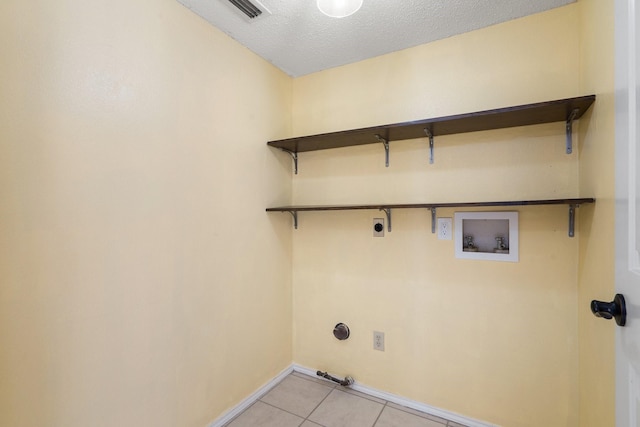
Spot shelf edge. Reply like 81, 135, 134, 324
267, 95, 596, 153
266, 198, 595, 212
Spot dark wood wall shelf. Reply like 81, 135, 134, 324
267, 95, 597, 238
267, 198, 595, 237
268, 95, 595, 173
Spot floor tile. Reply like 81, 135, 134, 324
225, 401, 303, 427
386, 403, 450, 424
223, 372, 476, 427
260, 374, 333, 418
308, 389, 384, 427
374, 406, 446, 427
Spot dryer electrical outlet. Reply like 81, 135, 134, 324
373, 218, 384, 237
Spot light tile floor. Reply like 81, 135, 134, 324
224, 372, 469, 427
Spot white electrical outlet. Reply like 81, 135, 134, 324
437, 217, 452, 240
373, 218, 384, 237
373, 331, 385, 351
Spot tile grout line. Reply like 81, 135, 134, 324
302, 386, 339, 426
371, 401, 388, 427
255, 399, 307, 423
260, 372, 333, 426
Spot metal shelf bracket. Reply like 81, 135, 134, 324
430, 207, 437, 233
375, 134, 390, 167
424, 128, 434, 164
568, 204, 577, 237
379, 208, 392, 232
288, 210, 298, 229
566, 108, 579, 155
281, 149, 298, 175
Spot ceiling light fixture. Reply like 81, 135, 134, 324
317, 0, 363, 18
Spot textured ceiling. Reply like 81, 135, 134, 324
177, 0, 575, 77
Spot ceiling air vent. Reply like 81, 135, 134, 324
226, 0, 270, 20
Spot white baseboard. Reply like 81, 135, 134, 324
207, 365, 294, 427
207, 363, 498, 427
292, 364, 498, 427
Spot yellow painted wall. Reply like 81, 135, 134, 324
577, 0, 616, 426
290, 6, 582, 426
0, 1, 292, 426
0, 0, 617, 426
